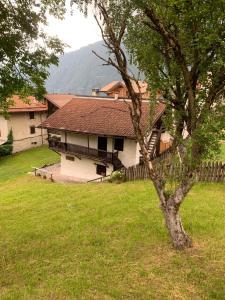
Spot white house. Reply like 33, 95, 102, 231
40, 96, 169, 181
0, 95, 48, 153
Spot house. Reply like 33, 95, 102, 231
44, 93, 77, 115
40, 97, 170, 181
100, 80, 150, 99
0, 95, 48, 153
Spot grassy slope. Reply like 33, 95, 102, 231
0, 147, 225, 299
219, 143, 225, 161
0, 146, 59, 183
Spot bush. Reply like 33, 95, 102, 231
0, 144, 13, 156
0, 129, 13, 157
110, 170, 125, 183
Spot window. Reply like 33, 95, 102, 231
96, 164, 106, 176
30, 126, 36, 134
66, 155, 74, 161
114, 138, 124, 151
29, 112, 35, 119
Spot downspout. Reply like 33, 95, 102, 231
40, 112, 44, 145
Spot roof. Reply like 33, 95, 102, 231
100, 81, 122, 93
100, 80, 148, 95
40, 97, 165, 139
1, 95, 47, 112
44, 94, 77, 108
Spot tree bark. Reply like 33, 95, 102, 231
161, 202, 192, 250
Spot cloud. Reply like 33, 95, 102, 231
46, 5, 101, 52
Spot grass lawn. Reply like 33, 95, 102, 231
219, 142, 225, 161
0, 146, 59, 183
0, 147, 225, 299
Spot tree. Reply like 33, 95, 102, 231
73, 0, 225, 249
0, 0, 65, 110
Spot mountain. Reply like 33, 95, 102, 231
45, 41, 142, 95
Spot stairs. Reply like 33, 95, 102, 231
112, 155, 124, 170
147, 129, 161, 160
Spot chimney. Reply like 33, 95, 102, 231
92, 88, 100, 96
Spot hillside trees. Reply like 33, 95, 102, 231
0, 0, 65, 109
73, 0, 225, 249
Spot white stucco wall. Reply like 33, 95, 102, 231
117, 138, 140, 168
62, 132, 139, 167
61, 153, 113, 181
59, 132, 140, 180
6, 112, 47, 153
0, 115, 9, 145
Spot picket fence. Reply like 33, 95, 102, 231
124, 161, 225, 183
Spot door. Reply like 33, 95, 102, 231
98, 136, 107, 157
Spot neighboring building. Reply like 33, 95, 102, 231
100, 80, 150, 99
44, 94, 77, 115
40, 97, 170, 182
0, 95, 48, 153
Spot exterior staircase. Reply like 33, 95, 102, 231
112, 155, 124, 170
147, 129, 161, 160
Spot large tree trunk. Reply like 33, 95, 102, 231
161, 203, 192, 250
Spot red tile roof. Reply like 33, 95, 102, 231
2, 95, 47, 112
44, 94, 77, 108
41, 98, 165, 139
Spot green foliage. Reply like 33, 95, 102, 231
0, 0, 65, 109
75, 0, 225, 167
0, 129, 14, 157
110, 170, 125, 183
7, 128, 13, 145
0, 144, 13, 157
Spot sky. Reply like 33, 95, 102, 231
46, 5, 102, 52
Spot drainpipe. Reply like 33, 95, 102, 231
40, 112, 44, 145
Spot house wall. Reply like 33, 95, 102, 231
61, 132, 140, 167
59, 132, 141, 180
117, 138, 140, 167
7, 111, 48, 153
160, 132, 173, 153
0, 115, 9, 145
107, 86, 128, 98
61, 153, 113, 181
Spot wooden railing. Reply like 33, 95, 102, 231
49, 139, 118, 164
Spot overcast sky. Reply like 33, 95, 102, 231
46, 5, 102, 52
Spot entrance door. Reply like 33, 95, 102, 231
98, 136, 107, 157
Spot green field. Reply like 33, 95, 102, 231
0, 147, 224, 299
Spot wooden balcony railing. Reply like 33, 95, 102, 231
49, 139, 118, 164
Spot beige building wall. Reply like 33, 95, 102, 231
6, 111, 47, 153
61, 153, 113, 181
0, 115, 9, 145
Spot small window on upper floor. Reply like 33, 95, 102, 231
30, 126, 36, 134
29, 112, 35, 119
114, 137, 124, 151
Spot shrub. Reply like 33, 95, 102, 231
110, 170, 125, 183
0, 144, 13, 156
0, 129, 13, 157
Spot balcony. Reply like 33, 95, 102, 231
49, 139, 119, 165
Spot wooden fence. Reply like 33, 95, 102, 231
124, 161, 225, 183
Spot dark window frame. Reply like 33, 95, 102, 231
96, 164, 106, 176
114, 137, 124, 151
29, 112, 35, 119
30, 126, 36, 134
66, 155, 75, 161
